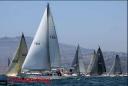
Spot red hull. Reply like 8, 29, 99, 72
8, 76, 50, 84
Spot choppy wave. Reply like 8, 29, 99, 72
5, 76, 128, 86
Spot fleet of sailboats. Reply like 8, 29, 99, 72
0, 3, 126, 84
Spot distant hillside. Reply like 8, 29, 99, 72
0, 36, 127, 74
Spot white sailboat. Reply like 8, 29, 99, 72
22, 4, 62, 79
6, 33, 28, 76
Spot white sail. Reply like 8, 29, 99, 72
22, 5, 50, 71
22, 4, 61, 71
86, 50, 98, 75
79, 58, 86, 74
48, 7, 61, 68
6, 33, 28, 76
78, 46, 86, 74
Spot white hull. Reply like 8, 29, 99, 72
108, 74, 128, 77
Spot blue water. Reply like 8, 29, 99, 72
6, 76, 128, 86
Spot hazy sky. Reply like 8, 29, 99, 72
0, 1, 127, 53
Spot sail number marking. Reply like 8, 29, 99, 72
50, 35, 56, 39
34, 42, 40, 45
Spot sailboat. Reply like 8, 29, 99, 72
21, 4, 61, 79
71, 45, 86, 76
86, 47, 106, 76
6, 33, 28, 76
109, 55, 122, 76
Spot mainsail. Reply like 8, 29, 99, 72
6, 33, 28, 76
71, 45, 86, 75
109, 55, 122, 75
48, 5, 61, 68
22, 4, 61, 71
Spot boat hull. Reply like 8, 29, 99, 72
0, 75, 7, 85
7, 76, 50, 84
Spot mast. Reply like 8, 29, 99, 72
6, 33, 28, 76
47, 3, 51, 71
109, 55, 122, 75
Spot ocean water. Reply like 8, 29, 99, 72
6, 76, 127, 86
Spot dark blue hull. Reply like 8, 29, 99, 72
0, 75, 7, 85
